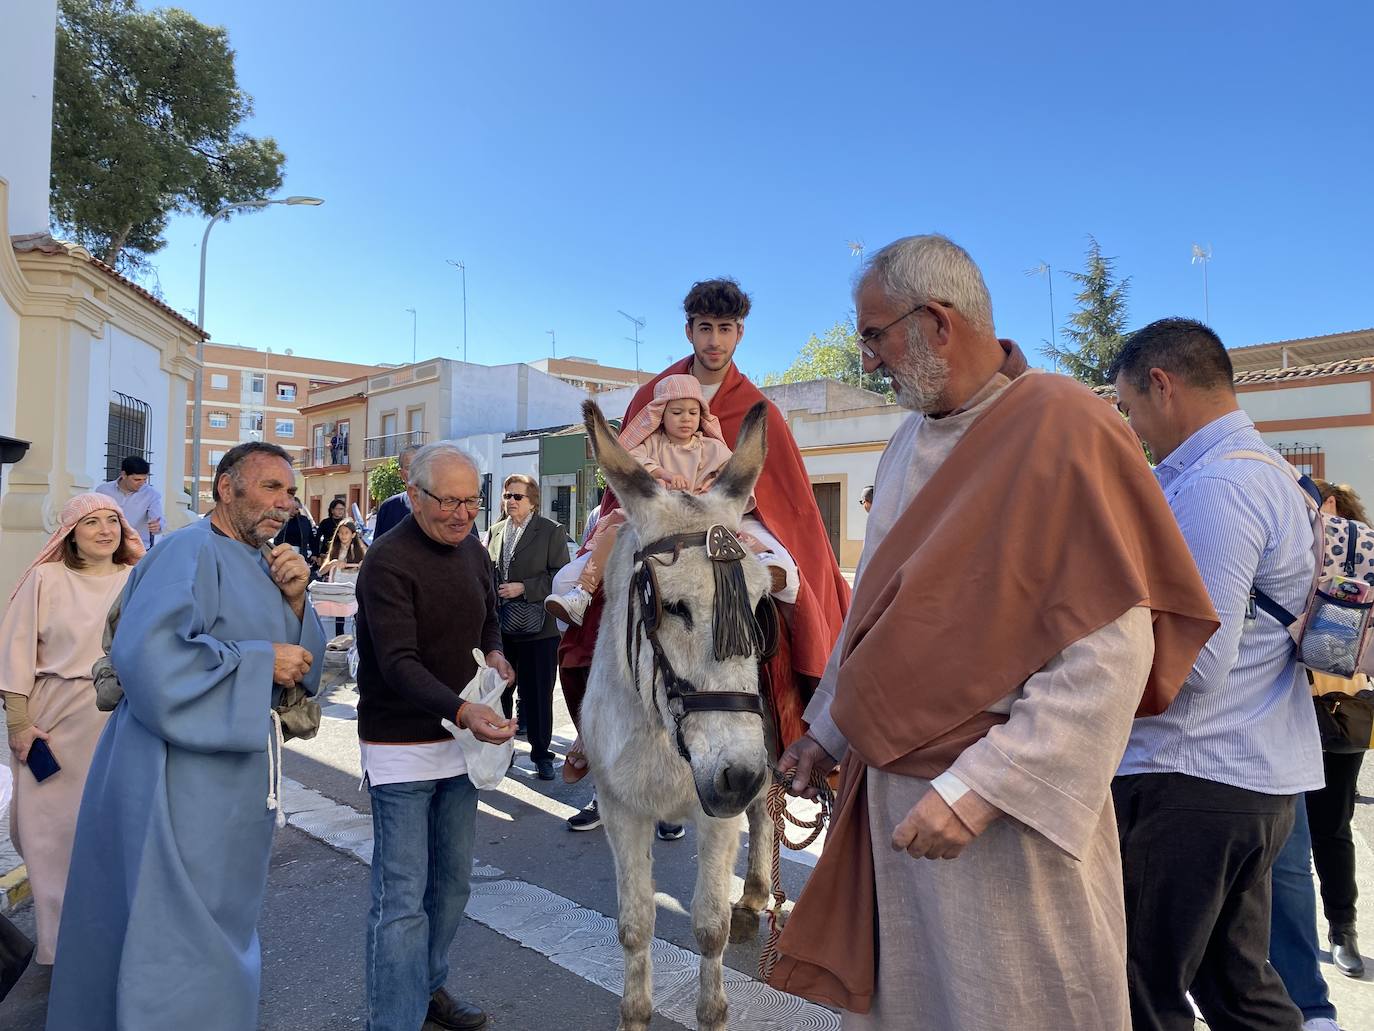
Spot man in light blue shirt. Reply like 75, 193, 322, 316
1111, 318, 1325, 1031
95, 455, 163, 548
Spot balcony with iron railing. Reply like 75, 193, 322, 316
364, 430, 428, 461
300, 443, 351, 470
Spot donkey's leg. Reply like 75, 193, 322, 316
730, 790, 772, 942
693, 814, 742, 1031
603, 798, 657, 1031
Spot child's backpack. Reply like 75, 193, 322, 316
1227, 451, 1374, 678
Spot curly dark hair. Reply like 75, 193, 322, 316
683, 278, 751, 323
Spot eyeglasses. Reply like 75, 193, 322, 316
502, 492, 526, 501
856, 301, 946, 356
419, 487, 482, 513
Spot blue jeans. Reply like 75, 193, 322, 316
1270, 797, 1337, 1022
366, 775, 478, 1031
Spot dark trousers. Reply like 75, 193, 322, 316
560, 664, 589, 733
500, 635, 558, 763
1306, 749, 1365, 932
1113, 772, 1302, 1031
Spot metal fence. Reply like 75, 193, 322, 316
304, 443, 351, 468
364, 430, 428, 461
1272, 442, 1325, 480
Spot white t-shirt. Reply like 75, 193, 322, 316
359, 738, 467, 787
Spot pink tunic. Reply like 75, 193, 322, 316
0, 561, 128, 962
629, 431, 733, 491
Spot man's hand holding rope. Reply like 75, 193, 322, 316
777, 732, 837, 799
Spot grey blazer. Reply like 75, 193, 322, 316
487, 514, 570, 640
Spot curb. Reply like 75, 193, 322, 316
0, 863, 30, 913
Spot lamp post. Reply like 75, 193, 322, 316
617, 309, 645, 372
405, 307, 417, 363
191, 195, 323, 511
446, 259, 467, 362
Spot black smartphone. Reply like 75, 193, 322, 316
25, 739, 61, 783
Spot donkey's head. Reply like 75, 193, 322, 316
585, 398, 772, 818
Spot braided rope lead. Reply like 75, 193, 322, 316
757, 764, 835, 981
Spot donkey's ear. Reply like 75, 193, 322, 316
710, 401, 768, 508
584, 400, 658, 505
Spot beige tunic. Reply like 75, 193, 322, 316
0, 561, 128, 963
628, 431, 732, 491
805, 372, 1153, 1030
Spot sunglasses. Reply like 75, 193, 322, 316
503, 492, 526, 501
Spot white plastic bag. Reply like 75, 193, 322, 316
447, 649, 513, 790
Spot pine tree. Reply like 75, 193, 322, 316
1042, 236, 1131, 386
51, 0, 286, 270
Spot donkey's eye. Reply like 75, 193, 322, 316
662, 599, 694, 630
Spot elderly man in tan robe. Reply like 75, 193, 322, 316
766, 235, 1220, 1030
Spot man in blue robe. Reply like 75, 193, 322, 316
46, 441, 326, 1031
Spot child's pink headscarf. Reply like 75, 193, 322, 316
8, 492, 145, 602
617, 374, 726, 452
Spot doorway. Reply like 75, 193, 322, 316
812, 482, 841, 561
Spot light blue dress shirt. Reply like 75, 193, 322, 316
96, 478, 164, 548
1118, 410, 1323, 794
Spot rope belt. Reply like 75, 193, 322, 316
757, 762, 835, 981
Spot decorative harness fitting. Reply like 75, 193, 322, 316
626, 523, 770, 764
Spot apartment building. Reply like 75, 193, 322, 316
529, 356, 652, 394
184, 343, 384, 505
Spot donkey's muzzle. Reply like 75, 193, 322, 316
695, 762, 767, 819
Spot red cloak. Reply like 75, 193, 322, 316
559, 357, 851, 748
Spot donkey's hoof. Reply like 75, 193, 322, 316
729, 904, 761, 943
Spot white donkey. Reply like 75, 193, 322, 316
581, 399, 777, 1031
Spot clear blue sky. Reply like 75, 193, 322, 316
145, 0, 1374, 381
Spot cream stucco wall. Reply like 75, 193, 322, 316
1240, 381, 1371, 422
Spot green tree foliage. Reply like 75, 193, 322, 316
1042, 236, 1131, 386
51, 0, 286, 269
369, 459, 404, 504
763, 321, 892, 398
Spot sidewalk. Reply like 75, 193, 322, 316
0, 736, 30, 915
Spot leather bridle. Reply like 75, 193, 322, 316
625, 523, 770, 764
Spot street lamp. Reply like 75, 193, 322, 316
190, 195, 324, 511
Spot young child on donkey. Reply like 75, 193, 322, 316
546, 372, 794, 625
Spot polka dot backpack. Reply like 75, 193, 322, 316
1227, 450, 1374, 678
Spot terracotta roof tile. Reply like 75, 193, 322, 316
12, 233, 207, 338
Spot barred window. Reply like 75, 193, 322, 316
105, 392, 151, 481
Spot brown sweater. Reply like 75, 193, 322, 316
355, 514, 502, 742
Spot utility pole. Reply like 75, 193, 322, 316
547, 329, 556, 357
405, 307, 417, 363
617, 309, 645, 372
446, 259, 468, 362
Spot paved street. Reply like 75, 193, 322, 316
3, 648, 1373, 1029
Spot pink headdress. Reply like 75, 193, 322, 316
8, 492, 145, 602
617, 374, 726, 452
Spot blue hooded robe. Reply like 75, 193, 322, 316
45, 517, 326, 1031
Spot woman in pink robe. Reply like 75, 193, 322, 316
0, 493, 143, 963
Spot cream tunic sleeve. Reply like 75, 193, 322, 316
0, 564, 130, 696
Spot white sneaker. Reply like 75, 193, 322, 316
545, 584, 592, 627
1302, 1019, 1343, 1031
